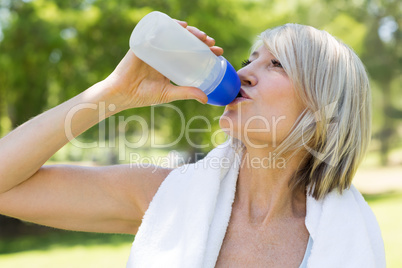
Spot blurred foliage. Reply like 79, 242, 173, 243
0, 0, 401, 164
0, 190, 400, 267
0, 0, 401, 253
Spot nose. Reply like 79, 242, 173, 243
237, 66, 257, 87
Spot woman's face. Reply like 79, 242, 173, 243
220, 45, 305, 148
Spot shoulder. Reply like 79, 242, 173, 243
305, 185, 386, 267
105, 164, 173, 215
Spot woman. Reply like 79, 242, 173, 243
0, 19, 384, 267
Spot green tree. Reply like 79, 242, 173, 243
320, 0, 402, 165
0, 0, 258, 234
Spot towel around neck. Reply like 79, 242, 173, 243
127, 141, 385, 268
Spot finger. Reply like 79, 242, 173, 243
186, 26, 208, 42
166, 85, 208, 104
173, 19, 188, 28
204, 36, 215, 47
180, 24, 217, 49
210, 46, 224, 56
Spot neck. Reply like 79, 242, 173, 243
235, 144, 307, 224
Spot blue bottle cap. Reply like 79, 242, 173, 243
207, 58, 241, 106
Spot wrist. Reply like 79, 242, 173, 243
82, 80, 129, 116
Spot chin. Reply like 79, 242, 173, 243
219, 112, 240, 139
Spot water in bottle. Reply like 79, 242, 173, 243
129, 11, 241, 106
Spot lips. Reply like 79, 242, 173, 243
235, 88, 251, 99
229, 88, 251, 105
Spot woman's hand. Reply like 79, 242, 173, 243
104, 20, 224, 110
0, 20, 225, 235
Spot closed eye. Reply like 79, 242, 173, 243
241, 59, 251, 67
271, 59, 282, 68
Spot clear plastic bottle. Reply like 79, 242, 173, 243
129, 11, 240, 106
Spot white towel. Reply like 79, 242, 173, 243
127, 141, 386, 268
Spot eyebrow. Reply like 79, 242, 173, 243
250, 51, 259, 58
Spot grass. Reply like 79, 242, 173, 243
2, 142, 402, 268
0, 231, 134, 267
364, 191, 402, 268
1, 191, 401, 267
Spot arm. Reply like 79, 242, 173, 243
0, 163, 171, 234
0, 22, 222, 234
0, 64, 173, 234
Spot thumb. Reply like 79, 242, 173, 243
166, 84, 208, 104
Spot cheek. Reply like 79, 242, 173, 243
220, 107, 299, 145
257, 78, 302, 120
258, 102, 303, 139
219, 80, 305, 144
237, 111, 292, 145
250, 83, 304, 142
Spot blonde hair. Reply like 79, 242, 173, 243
254, 24, 371, 199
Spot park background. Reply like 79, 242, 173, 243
0, 0, 401, 267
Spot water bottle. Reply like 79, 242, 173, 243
129, 11, 241, 106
